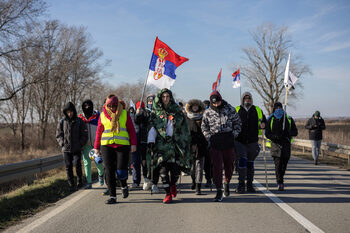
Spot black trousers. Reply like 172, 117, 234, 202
101, 145, 130, 197
273, 156, 290, 184
63, 152, 83, 186
204, 153, 212, 182
159, 162, 180, 193
139, 143, 148, 178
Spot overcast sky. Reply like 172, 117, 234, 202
46, 0, 350, 118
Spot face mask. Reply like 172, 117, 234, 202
243, 101, 251, 107
273, 108, 284, 119
147, 103, 153, 110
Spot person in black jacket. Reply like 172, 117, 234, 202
265, 102, 298, 191
305, 111, 326, 165
56, 102, 88, 191
186, 99, 208, 195
235, 92, 266, 193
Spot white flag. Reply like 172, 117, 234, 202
284, 53, 298, 90
129, 99, 135, 109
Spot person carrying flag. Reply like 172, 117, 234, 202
265, 102, 298, 191
201, 91, 241, 201
234, 92, 266, 193
147, 88, 191, 203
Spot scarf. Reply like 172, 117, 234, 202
187, 112, 203, 121
104, 102, 123, 133
273, 109, 284, 119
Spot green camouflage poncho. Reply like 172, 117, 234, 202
146, 88, 191, 174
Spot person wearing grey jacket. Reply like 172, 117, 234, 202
201, 91, 241, 202
56, 102, 88, 191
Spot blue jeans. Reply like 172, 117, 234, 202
311, 140, 322, 161
132, 151, 141, 185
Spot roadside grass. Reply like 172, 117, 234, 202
292, 150, 350, 170
0, 167, 100, 230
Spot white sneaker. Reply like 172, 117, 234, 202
143, 178, 152, 190
152, 184, 160, 194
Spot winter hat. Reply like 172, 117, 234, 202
203, 100, 210, 105
273, 102, 283, 112
210, 91, 222, 104
82, 99, 93, 117
147, 94, 155, 102
136, 101, 145, 109
314, 111, 320, 117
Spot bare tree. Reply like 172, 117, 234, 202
242, 24, 311, 115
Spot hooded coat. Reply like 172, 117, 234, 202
56, 102, 88, 153
185, 99, 208, 159
305, 115, 326, 140
236, 92, 266, 144
147, 88, 191, 172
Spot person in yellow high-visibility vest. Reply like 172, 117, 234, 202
234, 92, 266, 194
265, 102, 298, 191
94, 94, 137, 204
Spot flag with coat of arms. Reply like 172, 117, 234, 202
146, 37, 189, 89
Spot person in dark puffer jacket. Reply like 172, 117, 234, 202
56, 102, 88, 191
201, 91, 241, 202
305, 111, 326, 165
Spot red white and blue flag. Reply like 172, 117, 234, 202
212, 68, 222, 91
232, 68, 240, 88
147, 37, 189, 89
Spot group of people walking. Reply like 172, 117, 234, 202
56, 87, 328, 204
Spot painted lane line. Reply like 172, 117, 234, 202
254, 180, 325, 233
16, 189, 93, 233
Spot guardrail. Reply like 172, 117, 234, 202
292, 138, 350, 165
0, 154, 64, 184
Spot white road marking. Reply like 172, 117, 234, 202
254, 180, 325, 233
16, 189, 93, 233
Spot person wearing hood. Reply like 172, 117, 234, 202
94, 94, 137, 204
201, 91, 241, 201
78, 100, 104, 189
203, 100, 210, 110
135, 94, 161, 193
234, 92, 266, 193
56, 102, 88, 191
186, 99, 207, 195
305, 111, 326, 165
265, 102, 298, 191
147, 88, 191, 203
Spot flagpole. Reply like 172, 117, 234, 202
282, 87, 288, 130
138, 70, 150, 110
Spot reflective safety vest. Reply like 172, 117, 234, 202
100, 110, 130, 146
235, 105, 263, 135
266, 115, 293, 148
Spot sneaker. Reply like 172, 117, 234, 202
246, 182, 256, 193
102, 189, 109, 196
223, 183, 230, 197
152, 184, 160, 194
235, 181, 245, 194
163, 193, 172, 203
99, 176, 104, 186
278, 184, 284, 191
143, 179, 152, 190
195, 183, 201, 195
122, 186, 129, 198
170, 184, 177, 198
314, 160, 318, 165
214, 189, 223, 202
84, 183, 92, 189
105, 197, 116, 204
132, 183, 139, 188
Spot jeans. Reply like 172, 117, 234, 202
311, 140, 322, 161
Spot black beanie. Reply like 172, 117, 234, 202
273, 102, 283, 111
210, 91, 222, 103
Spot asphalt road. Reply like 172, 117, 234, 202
5, 153, 350, 233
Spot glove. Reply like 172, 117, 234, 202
148, 142, 155, 151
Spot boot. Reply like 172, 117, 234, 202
170, 184, 177, 198
246, 181, 256, 193
105, 197, 116, 204
223, 182, 230, 197
163, 193, 172, 203
235, 181, 245, 194
191, 182, 196, 190
195, 183, 201, 195
214, 189, 223, 202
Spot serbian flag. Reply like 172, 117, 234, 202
232, 68, 240, 88
212, 68, 222, 91
147, 37, 189, 89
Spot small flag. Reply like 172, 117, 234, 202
212, 68, 222, 91
147, 37, 189, 89
284, 53, 298, 90
232, 68, 240, 88
129, 99, 135, 110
